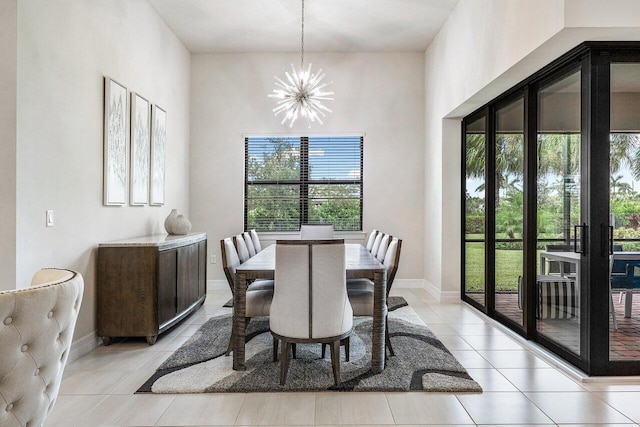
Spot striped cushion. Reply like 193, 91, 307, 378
537, 276, 577, 319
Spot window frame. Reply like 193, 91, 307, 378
244, 135, 364, 233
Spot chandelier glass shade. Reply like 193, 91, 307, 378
268, 0, 334, 128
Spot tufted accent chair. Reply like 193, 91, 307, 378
0, 268, 84, 427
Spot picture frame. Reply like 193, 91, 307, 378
150, 104, 166, 206
130, 92, 151, 205
103, 77, 128, 206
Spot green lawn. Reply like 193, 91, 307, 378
465, 243, 530, 292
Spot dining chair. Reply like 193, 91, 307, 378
375, 233, 392, 263
234, 234, 251, 263
221, 238, 274, 296
243, 232, 257, 257
299, 224, 334, 239
370, 232, 384, 257
270, 239, 352, 386
250, 229, 262, 253
347, 237, 402, 357
365, 230, 379, 252
220, 237, 274, 355
0, 268, 84, 427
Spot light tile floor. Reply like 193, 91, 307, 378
46, 288, 640, 426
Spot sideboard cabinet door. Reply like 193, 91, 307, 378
177, 243, 199, 313
158, 249, 177, 326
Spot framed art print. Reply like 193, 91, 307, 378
150, 104, 166, 206
103, 77, 128, 206
130, 92, 151, 205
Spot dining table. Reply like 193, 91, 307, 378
232, 243, 388, 373
539, 250, 640, 318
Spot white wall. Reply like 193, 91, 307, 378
0, 0, 17, 291
17, 0, 191, 340
190, 52, 425, 282
425, 0, 640, 299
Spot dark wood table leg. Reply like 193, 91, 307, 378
371, 270, 387, 373
233, 272, 247, 370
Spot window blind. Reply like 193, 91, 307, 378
245, 136, 363, 232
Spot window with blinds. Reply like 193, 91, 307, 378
245, 136, 363, 232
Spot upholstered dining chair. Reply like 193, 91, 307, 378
347, 238, 402, 357
234, 234, 251, 263
299, 224, 334, 239
0, 268, 84, 427
369, 232, 384, 257
375, 233, 392, 263
270, 239, 352, 386
221, 238, 274, 296
365, 230, 379, 252
243, 232, 257, 257
250, 229, 262, 253
220, 238, 273, 355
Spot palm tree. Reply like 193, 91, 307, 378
466, 133, 524, 209
611, 174, 624, 196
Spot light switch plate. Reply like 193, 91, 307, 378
46, 210, 54, 227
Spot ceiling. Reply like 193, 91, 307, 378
146, 0, 459, 53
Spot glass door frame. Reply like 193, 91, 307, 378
462, 42, 640, 376
461, 109, 490, 313
594, 47, 640, 375
532, 60, 588, 372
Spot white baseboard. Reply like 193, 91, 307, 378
68, 330, 99, 363
394, 279, 426, 289
424, 279, 460, 303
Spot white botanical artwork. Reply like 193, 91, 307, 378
150, 105, 166, 206
103, 77, 128, 205
130, 93, 150, 205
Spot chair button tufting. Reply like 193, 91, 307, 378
6, 403, 13, 411
3, 317, 12, 325
34, 368, 40, 376
21, 344, 28, 352
47, 311, 53, 318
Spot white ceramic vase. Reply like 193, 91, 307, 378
171, 214, 192, 235
164, 209, 179, 234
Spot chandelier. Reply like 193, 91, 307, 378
268, 0, 334, 128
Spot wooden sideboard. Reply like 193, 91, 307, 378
97, 233, 207, 345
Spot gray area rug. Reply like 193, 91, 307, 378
138, 297, 482, 393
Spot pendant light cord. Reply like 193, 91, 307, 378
300, 0, 305, 69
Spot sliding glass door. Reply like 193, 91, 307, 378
462, 43, 640, 375
609, 62, 640, 363
535, 69, 583, 356
494, 96, 525, 326
464, 115, 487, 308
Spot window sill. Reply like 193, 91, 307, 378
257, 231, 366, 241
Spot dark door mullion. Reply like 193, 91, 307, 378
584, 50, 612, 375
486, 106, 496, 315
523, 85, 538, 338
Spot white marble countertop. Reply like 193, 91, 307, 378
99, 232, 207, 250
